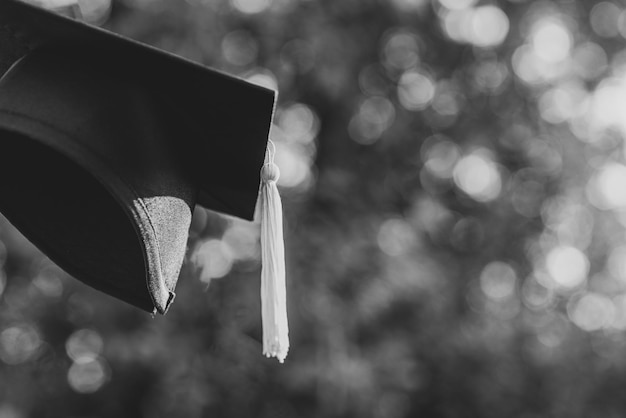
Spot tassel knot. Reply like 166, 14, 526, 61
260, 140, 289, 363
261, 163, 280, 183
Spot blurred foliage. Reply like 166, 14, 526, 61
5, 0, 626, 417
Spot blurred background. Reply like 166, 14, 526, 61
3, 0, 626, 416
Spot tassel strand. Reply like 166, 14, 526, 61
260, 140, 289, 363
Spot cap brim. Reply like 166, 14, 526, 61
0, 112, 177, 313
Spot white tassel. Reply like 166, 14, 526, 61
260, 141, 289, 363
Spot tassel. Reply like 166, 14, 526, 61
260, 140, 289, 363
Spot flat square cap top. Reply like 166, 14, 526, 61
0, 0, 276, 221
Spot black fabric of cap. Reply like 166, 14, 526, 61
0, 0, 276, 313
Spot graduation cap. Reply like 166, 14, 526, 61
0, 0, 288, 361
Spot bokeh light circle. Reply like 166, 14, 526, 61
0, 324, 42, 365
453, 151, 502, 202
546, 246, 589, 289
67, 357, 110, 394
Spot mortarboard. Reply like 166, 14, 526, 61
0, 0, 288, 361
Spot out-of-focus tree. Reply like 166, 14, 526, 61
3, 0, 626, 417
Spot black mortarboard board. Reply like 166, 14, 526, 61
0, 0, 288, 360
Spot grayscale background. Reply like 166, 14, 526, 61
1, 0, 624, 417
